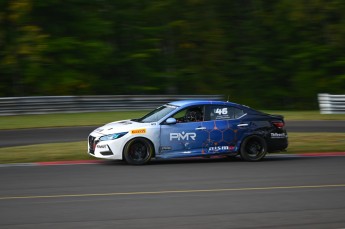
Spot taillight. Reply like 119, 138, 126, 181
272, 121, 284, 128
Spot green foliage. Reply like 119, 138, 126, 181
1, 0, 345, 109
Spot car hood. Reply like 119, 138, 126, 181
92, 120, 153, 135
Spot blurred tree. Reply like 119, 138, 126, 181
134, 0, 227, 94
31, 0, 113, 95
266, 0, 345, 108
0, 0, 47, 96
101, 0, 163, 94
216, 0, 345, 109
0, 0, 344, 109
170, 0, 227, 95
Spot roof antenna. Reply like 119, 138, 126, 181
227, 95, 230, 102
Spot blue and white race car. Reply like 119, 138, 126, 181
88, 100, 288, 164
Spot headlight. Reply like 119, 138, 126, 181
99, 132, 128, 142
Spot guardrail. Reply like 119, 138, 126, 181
0, 95, 224, 116
318, 93, 345, 114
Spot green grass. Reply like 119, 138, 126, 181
265, 110, 345, 121
0, 111, 148, 130
0, 133, 344, 164
0, 142, 90, 164
287, 133, 345, 153
0, 110, 344, 130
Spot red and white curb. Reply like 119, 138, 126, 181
1, 153, 345, 167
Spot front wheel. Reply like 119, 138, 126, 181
240, 136, 267, 161
123, 138, 153, 165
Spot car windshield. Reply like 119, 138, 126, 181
133, 104, 178, 123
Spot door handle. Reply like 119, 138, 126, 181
195, 127, 206, 130
237, 123, 249, 127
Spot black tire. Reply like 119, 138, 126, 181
123, 138, 153, 165
240, 135, 267, 161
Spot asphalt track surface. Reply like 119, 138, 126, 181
1, 121, 344, 228
0, 121, 345, 148
1, 155, 345, 228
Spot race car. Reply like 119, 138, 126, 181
88, 100, 288, 165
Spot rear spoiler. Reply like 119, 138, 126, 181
269, 114, 284, 120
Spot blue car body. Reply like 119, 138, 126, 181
157, 100, 287, 159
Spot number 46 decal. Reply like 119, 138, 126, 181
214, 108, 228, 115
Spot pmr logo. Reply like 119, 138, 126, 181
170, 132, 196, 141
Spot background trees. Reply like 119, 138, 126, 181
1, 0, 344, 109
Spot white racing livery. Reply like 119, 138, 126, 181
88, 120, 159, 163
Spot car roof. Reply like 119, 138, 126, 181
168, 100, 243, 108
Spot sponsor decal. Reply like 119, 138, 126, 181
95, 128, 104, 133
170, 132, 196, 141
97, 144, 107, 149
119, 121, 132, 125
131, 129, 146, 134
214, 108, 228, 115
160, 146, 172, 151
271, 133, 287, 139
208, 145, 235, 152
211, 107, 230, 120
182, 151, 192, 154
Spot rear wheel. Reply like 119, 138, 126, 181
123, 138, 153, 165
240, 136, 267, 161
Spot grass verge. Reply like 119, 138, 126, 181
0, 133, 344, 164
287, 132, 345, 153
0, 111, 148, 130
0, 142, 89, 164
265, 110, 345, 121
0, 110, 344, 130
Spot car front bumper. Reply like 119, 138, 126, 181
87, 134, 124, 160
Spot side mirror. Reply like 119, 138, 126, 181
165, 117, 177, 125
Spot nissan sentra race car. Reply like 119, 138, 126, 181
88, 100, 288, 165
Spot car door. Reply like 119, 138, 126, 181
158, 105, 209, 158
201, 105, 249, 155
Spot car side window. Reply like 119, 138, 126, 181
172, 106, 204, 123
205, 105, 245, 121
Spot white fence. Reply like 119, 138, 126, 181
318, 93, 345, 114
0, 95, 223, 116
